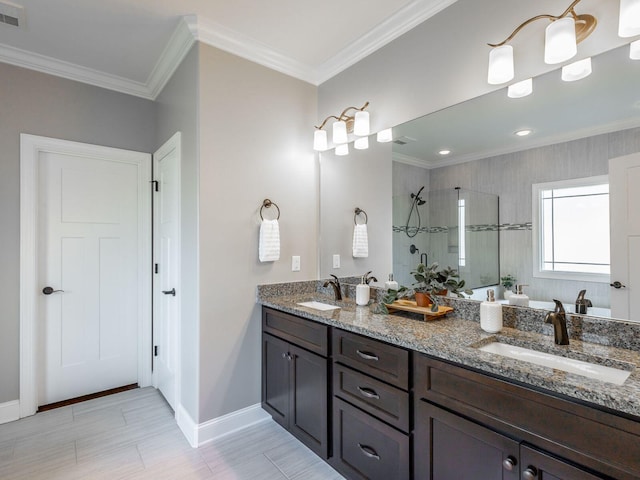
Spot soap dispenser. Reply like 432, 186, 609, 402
509, 284, 530, 307
480, 289, 503, 333
356, 276, 370, 306
385, 274, 399, 291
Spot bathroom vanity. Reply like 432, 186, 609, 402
259, 284, 640, 480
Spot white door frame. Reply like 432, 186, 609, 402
19, 134, 152, 417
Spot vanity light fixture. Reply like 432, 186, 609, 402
376, 128, 393, 143
335, 143, 349, 156
515, 129, 533, 137
619, 0, 640, 37
507, 78, 533, 98
561, 57, 592, 81
631, 39, 640, 59
354, 136, 369, 150
313, 101, 370, 154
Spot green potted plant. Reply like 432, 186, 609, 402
500, 274, 517, 300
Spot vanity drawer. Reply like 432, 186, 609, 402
414, 353, 640, 480
262, 307, 328, 356
333, 329, 409, 389
332, 397, 409, 480
333, 363, 410, 433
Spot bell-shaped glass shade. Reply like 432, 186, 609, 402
313, 129, 327, 151
354, 136, 369, 150
376, 128, 393, 143
619, 0, 640, 37
631, 39, 640, 59
333, 120, 348, 144
507, 78, 533, 98
545, 17, 577, 64
487, 45, 514, 84
353, 111, 370, 136
335, 143, 349, 156
561, 57, 592, 81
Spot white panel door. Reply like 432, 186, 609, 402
609, 152, 640, 321
39, 150, 143, 405
153, 133, 181, 411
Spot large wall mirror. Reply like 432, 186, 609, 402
319, 43, 640, 321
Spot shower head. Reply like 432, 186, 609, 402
417, 198, 426, 206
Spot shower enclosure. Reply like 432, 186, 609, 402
392, 187, 499, 289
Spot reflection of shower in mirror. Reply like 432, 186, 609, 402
405, 186, 426, 238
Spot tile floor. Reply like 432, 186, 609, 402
0, 387, 344, 479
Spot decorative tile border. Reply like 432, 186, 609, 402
392, 222, 532, 234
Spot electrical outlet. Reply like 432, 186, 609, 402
333, 254, 340, 269
292, 256, 301, 272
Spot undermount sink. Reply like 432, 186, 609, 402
476, 341, 633, 386
296, 301, 340, 311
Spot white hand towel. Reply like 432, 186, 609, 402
352, 223, 369, 258
259, 219, 280, 262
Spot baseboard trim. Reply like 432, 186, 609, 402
0, 400, 20, 425
176, 402, 271, 448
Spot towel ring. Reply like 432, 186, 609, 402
354, 207, 368, 225
260, 199, 280, 220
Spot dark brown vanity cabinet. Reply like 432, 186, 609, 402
331, 329, 410, 480
413, 353, 640, 480
262, 308, 329, 458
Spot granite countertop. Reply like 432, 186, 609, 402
259, 292, 640, 419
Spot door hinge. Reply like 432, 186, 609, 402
151, 180, 159, 192
154, 263, 159, 274
154, 345, 159, 357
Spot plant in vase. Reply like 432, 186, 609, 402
501, 274, 517, 301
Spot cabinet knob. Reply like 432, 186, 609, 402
522, 467, 538, 480
502, 456, 517, 471
357, 443, 380, 460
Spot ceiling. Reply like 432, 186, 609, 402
0, 0, 458, 98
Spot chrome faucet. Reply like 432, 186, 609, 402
323, 274, 342, 301
363, 271, 378, 285
575, 289, 593, 314
544, 299, 569, 345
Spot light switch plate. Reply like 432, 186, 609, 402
333, 254, 340, 269
292, 255, 301, 272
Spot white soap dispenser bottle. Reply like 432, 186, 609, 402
480, 289, 503, 333
509, 284, 530, 307
385, 274, 399, 291
356, 276, 370, 306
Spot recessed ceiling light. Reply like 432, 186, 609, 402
438, 149, 451, 155
514, 129, 533, 137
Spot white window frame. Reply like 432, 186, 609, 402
532, 175, 610, 283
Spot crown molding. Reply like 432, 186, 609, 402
315, 0, 459, 84
0, 42, 152, 98
392, 152, 434, 168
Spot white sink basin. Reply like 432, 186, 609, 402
478, 342, 632, 386
296, 301, 340, 311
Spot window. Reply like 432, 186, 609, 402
532, 176, 610, 282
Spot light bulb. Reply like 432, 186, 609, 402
333, 120, 348, 144
335, 143, 349, 156
487, 45, 514, 84
619, 0, 640, 37
354, 111, 370, 136
507, 78, 533, 98
313, 129, 327, 151
354, 137, 369, 150
545, 17, 577, 64
561, 57, 592, 82
376, 128, 393, 143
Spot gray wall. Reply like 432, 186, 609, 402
319, 142, 393, 283
430, 126, 640, 307
197, 44, 317, 422
155, 44, 200, 420
0, 62, 156, 404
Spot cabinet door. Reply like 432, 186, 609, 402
290, 344, 329, 459
262, 333, 290, 428
414, 400, 519, 480
520, 445, 606, 480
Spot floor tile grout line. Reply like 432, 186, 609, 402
264, 451, 291, 479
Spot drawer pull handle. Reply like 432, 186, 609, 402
357, 386, 380, 399
358, 443, 380, 460
356, 350, 379, 361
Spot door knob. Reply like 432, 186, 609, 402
162, 288, 176, 296
42, 287, 64, 295
610, 281, 626, 289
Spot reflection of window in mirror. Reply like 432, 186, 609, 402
532, 176, 610, 282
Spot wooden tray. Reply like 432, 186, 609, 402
385, 299, 453, 320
